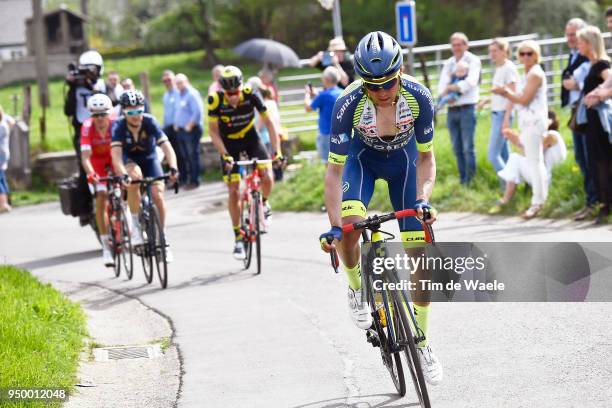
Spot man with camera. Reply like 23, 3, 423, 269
308, 37, 354, 88
63, 50, 107, 224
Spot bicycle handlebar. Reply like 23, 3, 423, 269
130, 174, 179, 194
234, 159, 274, 166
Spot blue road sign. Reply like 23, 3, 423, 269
395, 1, 417, 46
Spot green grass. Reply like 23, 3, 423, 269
0, 265, 87, 407
272, 109, 586, 218
9, 174, 59, 208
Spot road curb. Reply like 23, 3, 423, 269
45, 279, 183, 408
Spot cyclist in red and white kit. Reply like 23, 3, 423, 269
80, 93, 116, 267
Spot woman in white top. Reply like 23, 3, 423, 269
490, 110, 567, 214
479, 38, 519, 179
493, 40, 549, 218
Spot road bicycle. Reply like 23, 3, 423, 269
235, 159, 272, 275
131, 175, 178, 289
97, 175, 134, 279
328, 208, 435, 407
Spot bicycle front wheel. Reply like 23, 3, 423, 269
391, 286, 431, 408
140, 213, 154, 284
151, 207, 168, 289
253, 191, 262, 275
118, 206, 134, 280
241, 197, 253, 270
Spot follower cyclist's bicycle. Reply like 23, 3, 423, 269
328, 209, 435, 407
235, 158, 272, 275
131, 175, 178, 289
98, 175, 134, 279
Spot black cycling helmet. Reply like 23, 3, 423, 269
120, 89, 145, 108
219, 65, 243, 90
353, 31, 403, 81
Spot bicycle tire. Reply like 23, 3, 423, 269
242, 197, 253, 270
389, 277, 431, 408
141, 212, 154, 284
109, 210, 120, 278
119, 206, 134, 280
366, 271, 406, 396
151, 207, 168, 289
253, 191, 262, 275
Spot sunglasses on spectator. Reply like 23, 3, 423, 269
125, 109, 144, 116
162, 78, 172, 83
225, 89, 241, 96
92, 113, 108, 118
363, 75, 399, 92
519, 51, 534, 57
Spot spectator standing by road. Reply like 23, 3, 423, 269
105, 70, 124, 106
259, 68, 279, 103
174, 73, 204, 188
561, 18, 596, 221
208, 64, 224, 95
478, 38, 519, 187
304, 66, 342, 165
308, 37, 354, 88
493, 40, 548, 219
437, 32, 482, 185
577, 26, 612, 225
0, 106, 10, 213
161, 70, 183, 178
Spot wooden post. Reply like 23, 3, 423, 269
80, 0, 88, 47
139, 71, 151, 114
32, 0, 49, 146
22, 86, 32, 125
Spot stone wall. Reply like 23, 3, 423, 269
0, 54, 73, 87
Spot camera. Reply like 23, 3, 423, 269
321, 51, 334, 67
67, 62, 99, 88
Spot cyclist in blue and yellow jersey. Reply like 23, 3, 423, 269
111, 90, 178, 262
318, 32, 442, 385
207, 65, 283, 260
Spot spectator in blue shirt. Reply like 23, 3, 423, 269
162, 70, 184, 180
304, 66, 342, 165
173, 73, 204, 188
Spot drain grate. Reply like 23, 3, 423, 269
93, 344, 162, 362
108, 347, 149, 360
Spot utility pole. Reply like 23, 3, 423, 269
80, 0, 89, 47
32, 0, 49, 146
332, 0, 343, 39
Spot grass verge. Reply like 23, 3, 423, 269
0, 265, 87, 407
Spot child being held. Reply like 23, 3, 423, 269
435, 61, 469, 112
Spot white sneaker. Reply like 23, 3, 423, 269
131, 225, 144, 246
102, 248, 115, 267
233, 240, 246, 260
165, 245, 174, 263
347, 287, 373, 329
417, 345, 443, 385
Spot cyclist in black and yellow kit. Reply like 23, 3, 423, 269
208, 66, 283, 260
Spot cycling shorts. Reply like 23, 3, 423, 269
127, 156, 164, 179
221, 128, 271, 183
341, 137, 425, 246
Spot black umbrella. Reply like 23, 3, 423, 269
233, 38, 301, 68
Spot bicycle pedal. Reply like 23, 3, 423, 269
366, 329, 380, 348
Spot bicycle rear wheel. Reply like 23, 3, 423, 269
118, 206, 134, 280
253, 191, 262, 275
151, 207, 168, 289
390, 283, 431, 407
241, 197, 253, 270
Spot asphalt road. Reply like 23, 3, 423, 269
2, 184, 612, 408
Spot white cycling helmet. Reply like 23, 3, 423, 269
79, 50, 104, 74
87, 93, 112, 114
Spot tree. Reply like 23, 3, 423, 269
514, 0, 601, 37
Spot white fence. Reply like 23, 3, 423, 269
279, 32, 612, 135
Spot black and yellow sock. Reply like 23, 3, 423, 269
413, 304, 430, 347
343, 262, 361, 291
233, 225, 242, 241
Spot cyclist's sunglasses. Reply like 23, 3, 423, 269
363, 74, 399, 92
92, 113, 108, 118
125, 109, 144, 116
224, 89, 241, 96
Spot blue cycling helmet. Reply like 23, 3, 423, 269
353, 31, 403, 81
